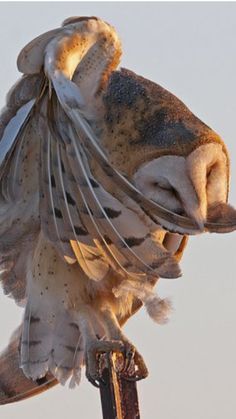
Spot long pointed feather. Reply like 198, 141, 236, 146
38, 111, 75, 261
51, 101, 180, 279
53, 138, 106, 280
47, 96, 110, 280
59, 132, 140, 279
0, 99, 35, 181
66, 123, 180, 278
48, 101, 137, 278
48, 74, 199, 233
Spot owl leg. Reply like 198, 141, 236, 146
100, 308, 149, 382
77, 306, 125, 387
77, 306, 148, 387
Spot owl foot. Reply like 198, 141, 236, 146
84, 338, 124, 387
77, 306, 148, 387
100, 308, 149, 382
84, 337, 148, 387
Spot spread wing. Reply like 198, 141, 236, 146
0, 74, 45, 305
0, 18, 180, 305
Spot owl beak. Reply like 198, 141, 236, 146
205, 202, 236, 233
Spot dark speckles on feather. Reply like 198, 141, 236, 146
124, 236, 146, 247
51, 175, 56, 187
136, 109, 196, 147
89, 177, 99, 188
102, 68, 215, 163
74, 225, 88, 236
104, 69, 146, 109
103, 235, 113, 245
54, 207, 63, 219
103, 207, 122, 219
66, 191, 76, 206
61, 160, 65, 173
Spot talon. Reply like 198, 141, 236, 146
120, 344, 135, 373
125, 345, 135, 372
120, 348, 149, 381
86, 374, 101, 388
99, 377, 107, 386
122, 373, 146, 382
121, 365, 149, 382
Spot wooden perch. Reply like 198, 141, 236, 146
99, 353, 141, 419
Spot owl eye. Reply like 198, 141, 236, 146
151, 181, 170, 190
151, 181, 181, 201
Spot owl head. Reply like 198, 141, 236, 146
15, 15, 236, 234
99, 68, 230, 229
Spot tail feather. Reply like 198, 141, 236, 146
21, 303, 55, 381
48, 312, 83, 386
0, 326, 57, 405
20, 233, 85, 385
21, 304, 84, 386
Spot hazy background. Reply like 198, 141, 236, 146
0, 2, 235, 418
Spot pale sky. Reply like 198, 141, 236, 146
0, 2, 235, 419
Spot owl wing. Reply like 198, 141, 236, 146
38, 18, 235, 283
0, 21, 179, 311
1, 17, 235, 306
0, 16, 235, 404
0, 74, 47, 304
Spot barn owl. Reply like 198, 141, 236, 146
0, 16, 235, 403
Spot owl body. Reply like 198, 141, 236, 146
0, 16, 235, 403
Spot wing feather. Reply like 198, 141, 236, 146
47, 97, 110, 279
47, 99, 181, 279
38, 109, 75, 262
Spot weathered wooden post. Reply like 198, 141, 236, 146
99, 353, 141, 419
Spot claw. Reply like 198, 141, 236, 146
120, 349, 149, 381
99, 377, 107, 386
125, 345, 135, 372
84, 332, 148, 386
122, 372, 147, 382
120, 344, 135, 373
87, 375, 101, 388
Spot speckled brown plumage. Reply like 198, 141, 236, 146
100, 68, 229, 179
